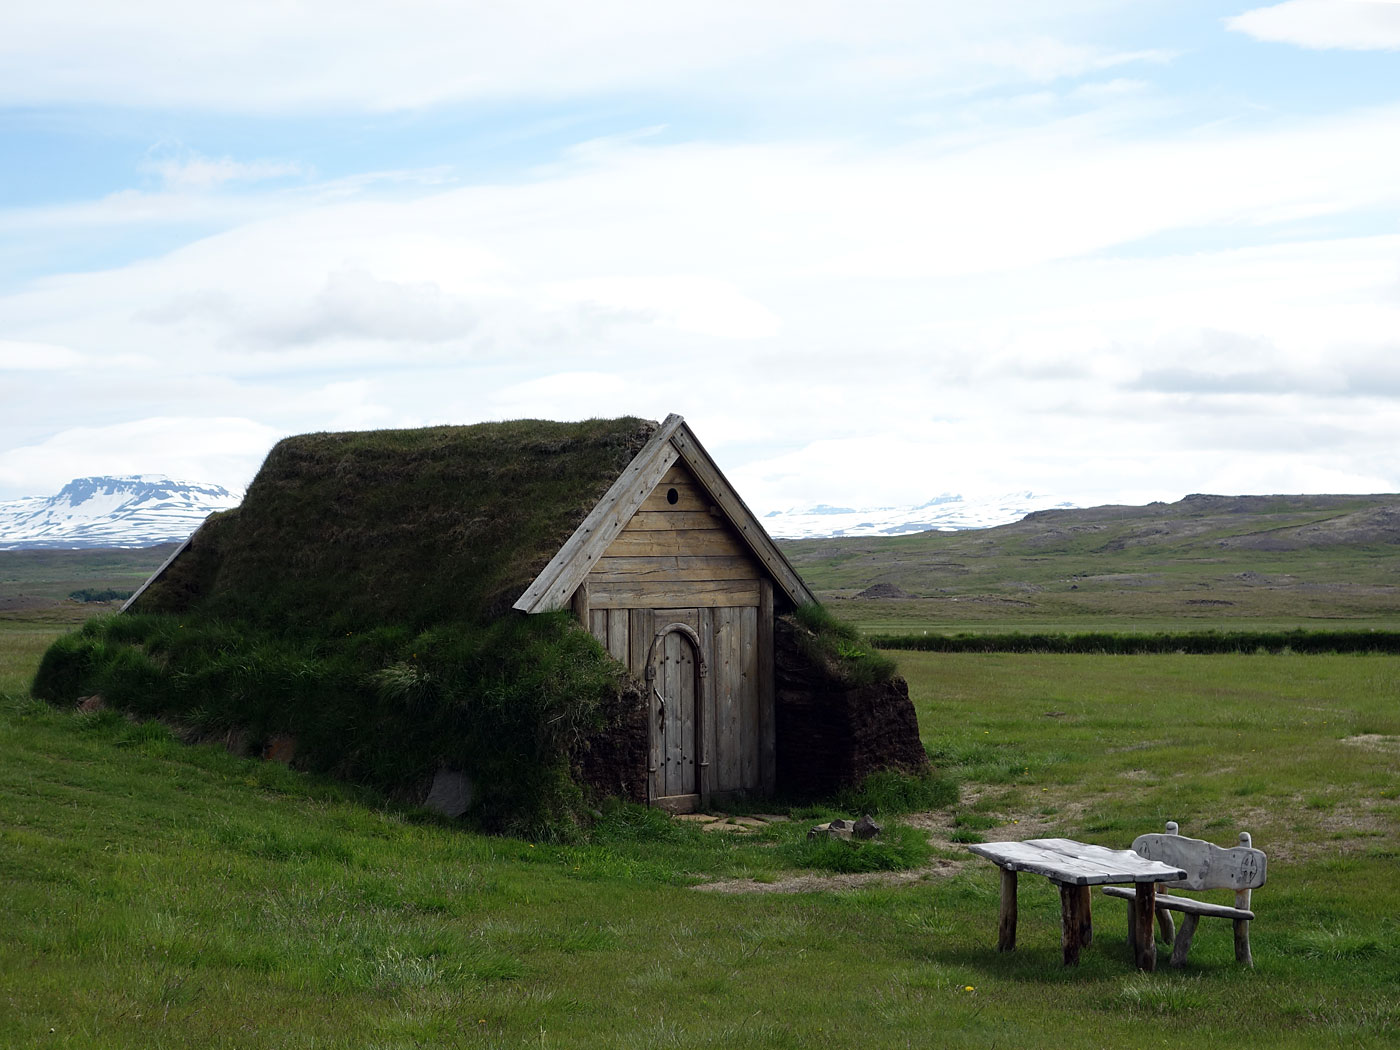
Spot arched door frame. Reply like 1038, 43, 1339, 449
644, 621, 711, 803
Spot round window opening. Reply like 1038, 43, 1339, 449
666, 487, 679, 505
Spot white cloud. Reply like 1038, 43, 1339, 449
141, 150, 307, 191
145, 269, 480, 348
0, 417, 280, 497
0, 1, 1152, 113
545, 276, 781, 340
4, 72, 1400, 509
0, 340, 85, 370
1228, 1, 1400, 51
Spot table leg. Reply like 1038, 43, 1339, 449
1132, 882, 1157, 971
1058, 882, 1084, 966
997, 868, 1017, 951
1077, 884, 1093, 947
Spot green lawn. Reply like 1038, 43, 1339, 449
2, 621, 1398, 1048
0, 547, 172, 607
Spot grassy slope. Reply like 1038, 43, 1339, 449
3, 619, 1398, 1048
780, 494, 1400, 632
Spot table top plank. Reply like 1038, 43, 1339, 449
967, 838, 1188, 886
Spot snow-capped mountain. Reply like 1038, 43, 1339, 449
0, 476, 241, 550
762, 492, 1078, 539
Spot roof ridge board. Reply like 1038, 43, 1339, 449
666, 422, 816, 609
513, 414, 686, 613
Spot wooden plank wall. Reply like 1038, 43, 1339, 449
581, 460, 772, 796
588, 463, 760, 610
584, 596, 765, 794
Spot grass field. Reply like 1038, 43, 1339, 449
826, 598, 1400, 636
0, 547, 174, 612
3, 617, 1398, 1048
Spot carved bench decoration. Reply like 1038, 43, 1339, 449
1102, 821, 1267, 968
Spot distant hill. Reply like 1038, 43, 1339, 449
0, 476, 240, 550
779, 493, 1400, 628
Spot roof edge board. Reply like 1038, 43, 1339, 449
513, 414, 686, 613
120, 533, 195, 614
666, 423, 816, 609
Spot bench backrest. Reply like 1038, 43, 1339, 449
1131, 822, 1267, 892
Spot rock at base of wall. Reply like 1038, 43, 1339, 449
262, 734, 297, 765
774, 615, 930, 800
423, 767, 475, 818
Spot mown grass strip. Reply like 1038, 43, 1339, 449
870, 629, 1400, 654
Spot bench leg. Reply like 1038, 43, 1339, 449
1234, 918, 1253, 968
997, 868, 1017, 952
1132, 885, 1157, 971
1170, 913, 1200, 968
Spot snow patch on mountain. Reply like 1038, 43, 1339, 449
0, 475, 1070, 548
762, 492, 1078, 539
0, 475, 241, 549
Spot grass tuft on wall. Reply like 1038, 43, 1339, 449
789, 602, 898, 686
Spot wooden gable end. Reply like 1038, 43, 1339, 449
587, 460, 763, 610
513, 414, 815, 614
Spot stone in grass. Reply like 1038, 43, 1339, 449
853, 814, 883, 840
674, 812, 721, 823
76, 695, 105, 713
751, 814, 790, 824
703, 820, 754, 834
423, 768, 475, 819
808, 818, 854, 841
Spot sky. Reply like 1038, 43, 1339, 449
2, 0, 1399, 513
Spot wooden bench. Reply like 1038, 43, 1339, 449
1101, 821, 1267, 968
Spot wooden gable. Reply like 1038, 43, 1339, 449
513, 414, 814, 614
587, 460, 762, 610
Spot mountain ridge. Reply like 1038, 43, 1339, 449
761, 491, 1079, 538
0, 475, 240, 550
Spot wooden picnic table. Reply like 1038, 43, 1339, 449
967, 838, 1188, 970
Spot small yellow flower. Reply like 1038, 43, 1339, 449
963, 985, 975, 992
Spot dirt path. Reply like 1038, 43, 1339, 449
693, 856, 965, 894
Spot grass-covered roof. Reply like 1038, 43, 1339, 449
131, 417, 658, 629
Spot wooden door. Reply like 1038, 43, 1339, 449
650, 626, 699, 800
